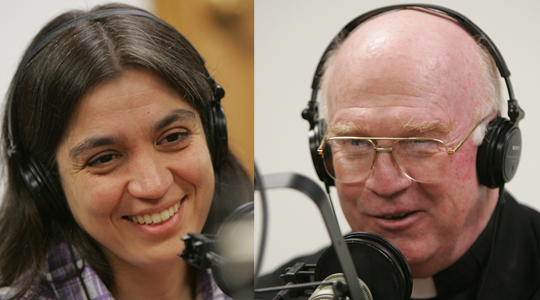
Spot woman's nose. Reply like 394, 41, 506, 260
127, 152, 173, 200
364, 151, 411, 197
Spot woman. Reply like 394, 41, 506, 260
0, 3, 252, 300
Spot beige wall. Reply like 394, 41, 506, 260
155, 0, 254, 177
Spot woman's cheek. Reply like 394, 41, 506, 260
179, 142, 214, 227
176, 142, 214, 193
69, 175, 123, 224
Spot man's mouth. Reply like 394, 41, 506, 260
124, 199, 182, 226
381, 212, 413, 220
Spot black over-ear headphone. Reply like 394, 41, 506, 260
302, 4, 524, 189
6, 8, 229, 222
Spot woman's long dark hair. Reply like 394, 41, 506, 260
0, 3, 252, 298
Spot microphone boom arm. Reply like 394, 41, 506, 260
262, 173, 365, 300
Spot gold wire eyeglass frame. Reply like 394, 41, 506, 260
317, 120, 484, 183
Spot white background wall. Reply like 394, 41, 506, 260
255, 0, 540, 277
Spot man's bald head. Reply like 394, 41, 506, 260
319, 8, 501, 143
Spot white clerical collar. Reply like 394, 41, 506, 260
411, 277, 437, 299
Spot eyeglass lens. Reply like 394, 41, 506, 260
322, 138, 451, 183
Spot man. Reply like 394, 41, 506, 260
257, 6, 540, 300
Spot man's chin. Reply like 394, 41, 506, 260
385, 237, 440, 278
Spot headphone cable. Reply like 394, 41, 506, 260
61, 229, 91, 300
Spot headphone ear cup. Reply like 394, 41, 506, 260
308, 121, 335, 186
208, 100, 228, 169
19, 155, 70, 223
477, 117, 522, 188
493, 120, 521, 186
477, 117, 501, 187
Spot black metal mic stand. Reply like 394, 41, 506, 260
255, 173, 365, 300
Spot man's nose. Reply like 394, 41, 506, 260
364, 150, 411, 197
127, 153, 173, 200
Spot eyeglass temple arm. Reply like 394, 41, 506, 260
317, 132, 328, 155
449, 120, 485, 155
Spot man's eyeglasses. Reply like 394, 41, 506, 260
317, 121, 483, 183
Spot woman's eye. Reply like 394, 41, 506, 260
165, 133, 181, 143
86, 153, 121, 168
158, 130, 190, 146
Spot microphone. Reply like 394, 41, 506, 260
308, 273, 373, 300
180, 202, 254, 300
256, 232, 411, 299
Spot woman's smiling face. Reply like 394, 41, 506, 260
56, 68, 214, 270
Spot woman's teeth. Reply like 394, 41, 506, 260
130, 201, 180, 225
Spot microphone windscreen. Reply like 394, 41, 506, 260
212, 202, 254, 300
315, 232, 412, 300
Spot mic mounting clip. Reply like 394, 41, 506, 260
179, 233, 227, 270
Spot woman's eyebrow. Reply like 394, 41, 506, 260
69, 109, 197, 161
154, 109, 196, 132
69, 136, 124, 161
